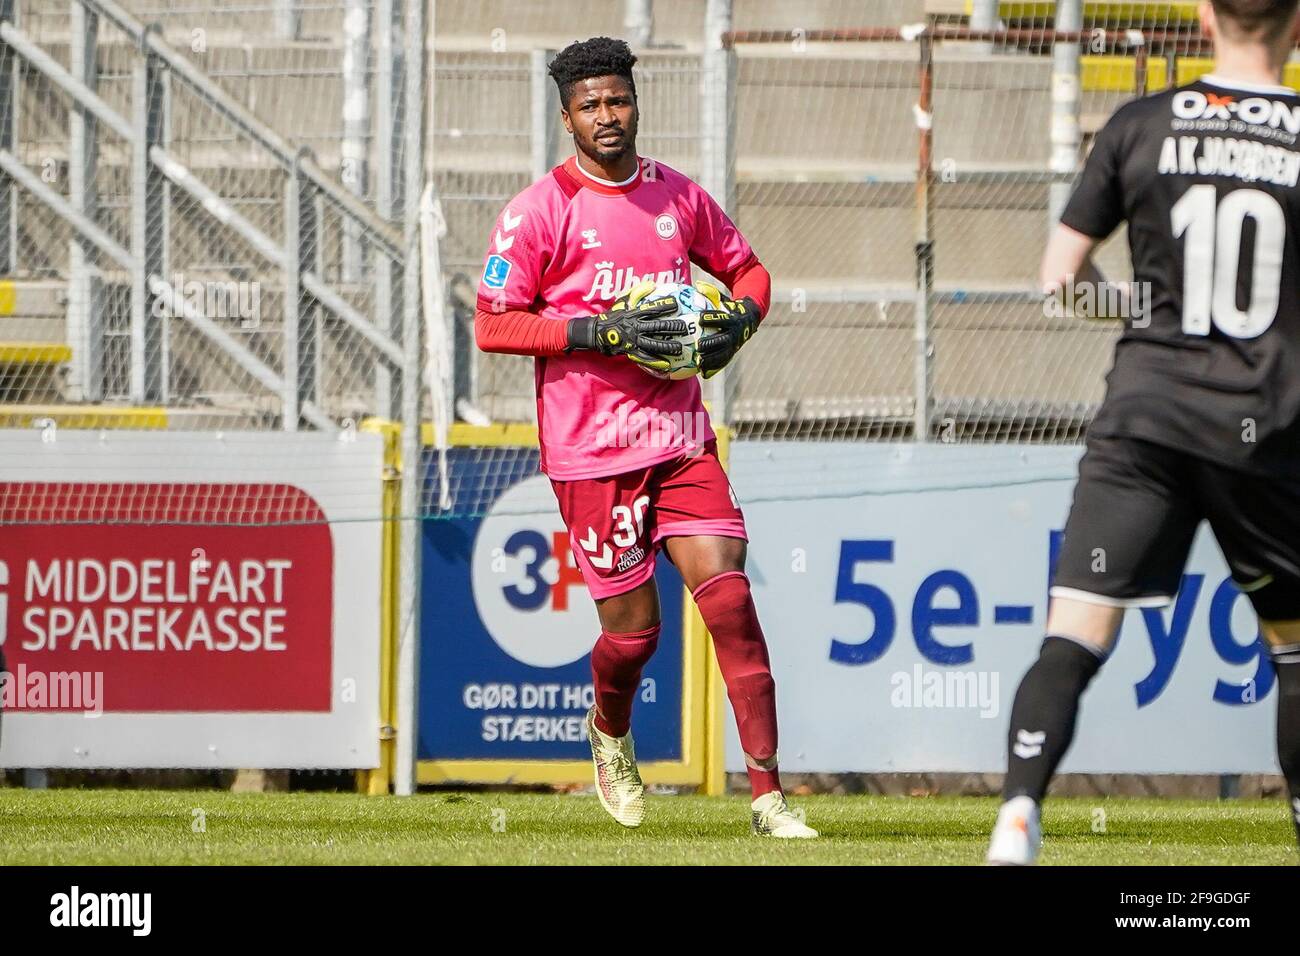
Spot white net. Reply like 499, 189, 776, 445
445, 1, 1217, 448
2, 0, 412, 437
725, 0, 1201, 444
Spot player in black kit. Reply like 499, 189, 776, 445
988, 0, 1300, 864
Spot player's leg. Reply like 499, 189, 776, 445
551, 471, 661, 828
988, 596, 1121, 864
655, 442, 815, 837
1196, 466, 1300, 849
989, 436, 1199, 864
1258, 619, 1300, 847
581, 581, 660, 828
663, 533, 781, 795
1000, 598, 1121, 805
590, 580, 660, 738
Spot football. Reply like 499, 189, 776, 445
638, 281, 706, 381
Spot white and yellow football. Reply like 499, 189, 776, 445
638, 281, 705, 381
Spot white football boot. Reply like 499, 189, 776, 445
584, 708, 646, 828
751, 790, 819, 838
986, 795, 1042, 865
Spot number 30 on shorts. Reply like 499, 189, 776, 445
611, 495, 650, 548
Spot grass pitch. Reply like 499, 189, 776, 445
0, 789, 1294, 865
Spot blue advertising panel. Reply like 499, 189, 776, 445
728, 442, 1279, 774
419, 446, 685, 763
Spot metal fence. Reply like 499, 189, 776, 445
434, 1, 1126, 444
3, 0, 415, 429
6, 1, 1239, 442
0, 0, 428, 793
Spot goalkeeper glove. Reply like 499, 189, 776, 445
567, 280, 687, 373
697, 281, 761, 379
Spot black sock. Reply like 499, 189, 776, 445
1002, 635, 1104, 803
1271, 643, 1300, 847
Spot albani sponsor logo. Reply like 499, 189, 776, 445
1173, 90, 1300, 134
582, 260, 690, 302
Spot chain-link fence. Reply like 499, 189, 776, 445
438, 1, 1219, 449
0, 0, 1262, 460
2, 2, 1243, 438
2, 0, 412, 432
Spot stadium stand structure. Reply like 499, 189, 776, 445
0, 1, 1246, 440
439, 1, 1212, 442
2, 0, 413, 431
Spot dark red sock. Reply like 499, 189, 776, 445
590, 624, 660, 738
693, 571, 782, 798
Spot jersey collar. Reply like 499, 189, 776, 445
561, 155, 645, 196
1200, 73, 1296, 97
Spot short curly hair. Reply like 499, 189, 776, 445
548, 36, 638, 107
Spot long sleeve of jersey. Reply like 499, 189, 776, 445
474, 262, 773, 358
685, 182, 772, 319
475, 259, 773, 358
474, 307, 570, 357
725, 258, 772, 319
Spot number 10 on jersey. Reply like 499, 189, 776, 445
1172, 185, 1285, 340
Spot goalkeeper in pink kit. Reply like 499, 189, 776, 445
475, 37, 814, 837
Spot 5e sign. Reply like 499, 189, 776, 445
830, 539, 983, 667
828, 536, 1275, 709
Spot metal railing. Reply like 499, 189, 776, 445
0, 0, 416, 429
0, 0, 429, 795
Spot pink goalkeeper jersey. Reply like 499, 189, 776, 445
476, 155, 757, 480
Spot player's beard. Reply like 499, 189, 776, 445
580, 131, 634, 165
588, 138, 633, 165
579, 113, 638, 170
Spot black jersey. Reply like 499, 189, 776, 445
1062, 75, 1300, 475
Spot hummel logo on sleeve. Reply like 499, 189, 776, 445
493, 207, 522, 254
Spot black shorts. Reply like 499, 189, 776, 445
1052, 435, 1300, 620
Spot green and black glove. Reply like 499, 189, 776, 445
696, 281, 761, 379
567, 280, 687, 374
